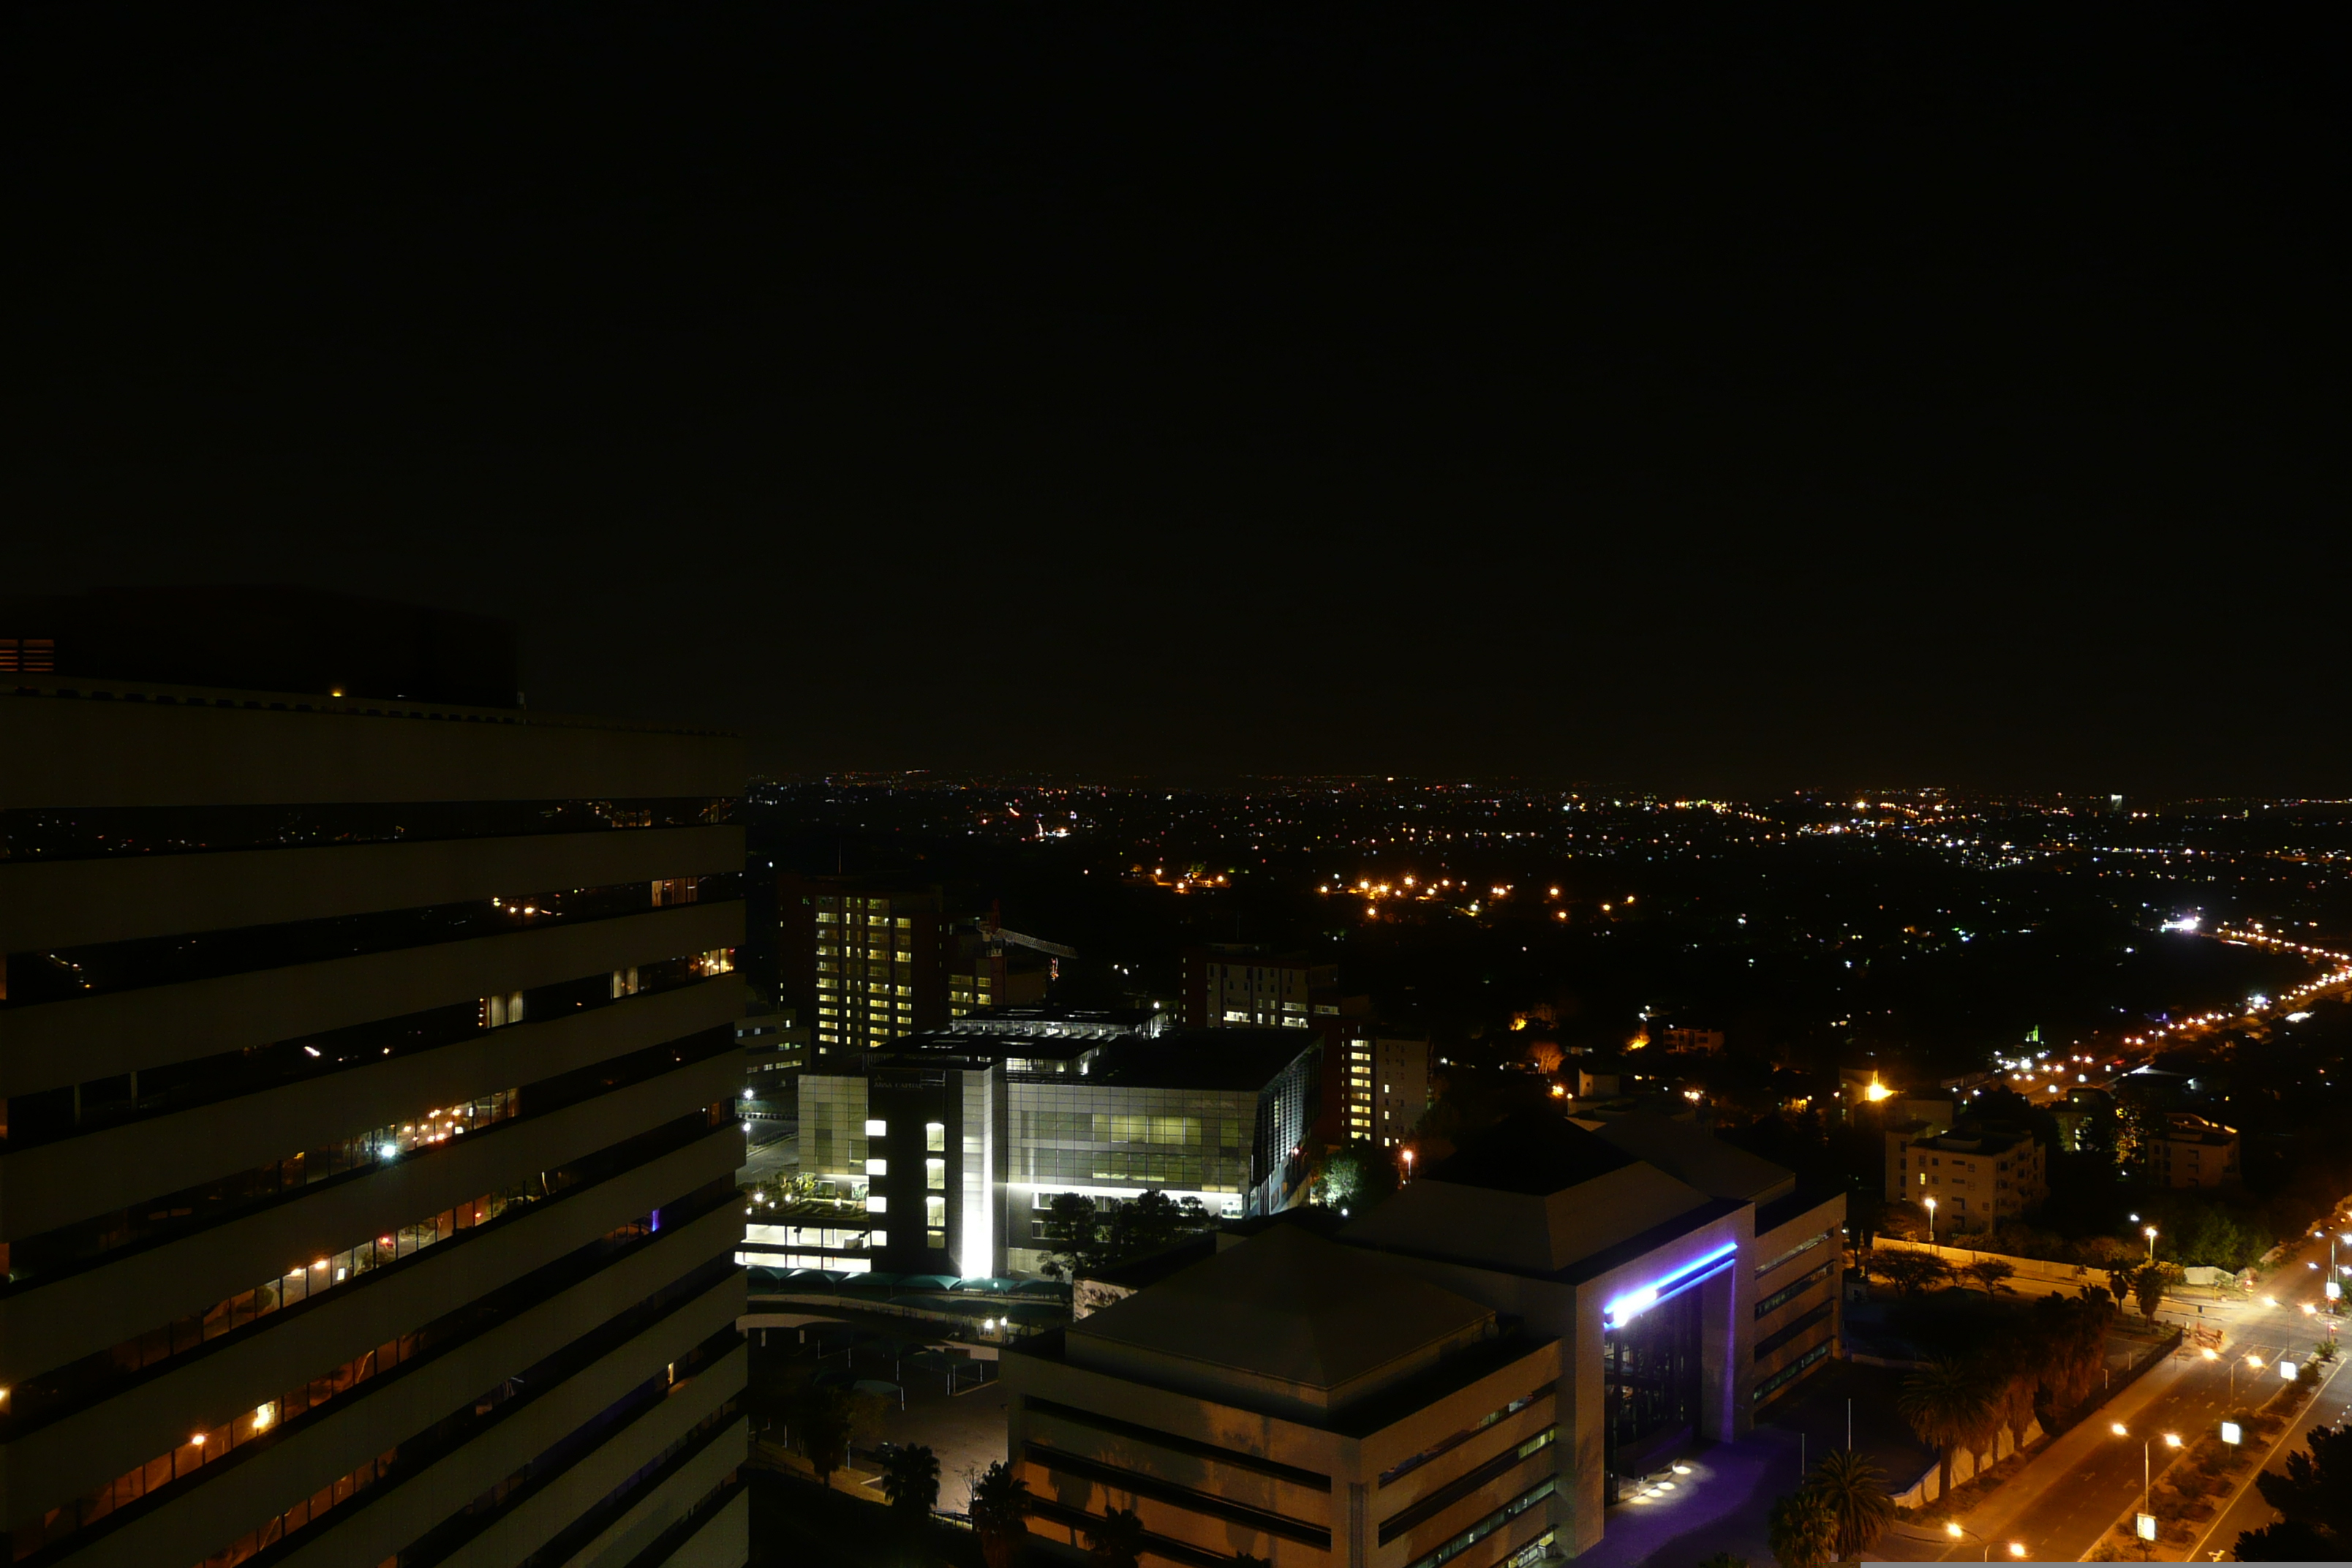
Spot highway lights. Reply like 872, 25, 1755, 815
2222, 1421, 2242, 1445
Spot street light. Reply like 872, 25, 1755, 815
2144, 1225, 2159, 1262
1925, 1196, 1937, 1245
2111, 1425, 2180, 1537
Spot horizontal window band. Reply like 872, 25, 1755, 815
1377, 1428, 1555, 1545
9, 1020, 738, 1293
6, 1193, 741, 1567
4, 951, 731, 1152
2, 872, 740, 1009
0, 1108, 739, 1439
0, 797, 735, 867
1022, 1396, 1330, 1492
1022, 1496, 1240, 1568
1754, 1260, 1834, 1320
1754, 1304, 1834, 1363
1023, 1442, 1330, 1548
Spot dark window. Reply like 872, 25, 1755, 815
3, 874, 740, 1008
0, 797, 734, 864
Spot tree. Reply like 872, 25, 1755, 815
1037, 1192, 1103, 1281
2131, 1263, 2168, 1323
2238, 1422, 2352, 1557
1800, 1449, 1894, 1559
1766, 1488, 1839, 1568
1085, 1506, 1146, 1568
968, 1461, 1030, 1568
1963, 1258, 2016, 1296
1103, 1189, 1209, 1262
1874, 1249, 1954, 1297
1897, 1358, 1995, 1501
1321, 1143, 1400, 1211
1527, 1039, 1564, 1074
878, 1442, 940, 1518
1877, 1199, 1929, 1240
788, 1385, 853, 1490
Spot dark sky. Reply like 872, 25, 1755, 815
8, 5, 2345, 791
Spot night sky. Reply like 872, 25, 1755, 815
9, 6, 2345, 790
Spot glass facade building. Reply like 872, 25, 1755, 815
764, 1019, 1319, 1281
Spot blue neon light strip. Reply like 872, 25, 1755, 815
1602, 1242, 1739, 1325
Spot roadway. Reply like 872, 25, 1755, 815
1877, 1226, 2347, 1561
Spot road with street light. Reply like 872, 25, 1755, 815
1901, 1225, 2346, 1561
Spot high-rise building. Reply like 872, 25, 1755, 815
1179, 944, 1335, 1032
0, 593, 749, 1568
777, 877, 947, 1064
1339, 1025, 1431, 1147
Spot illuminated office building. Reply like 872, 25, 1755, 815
774, 1015, 1318, 1281
1006, 1109, 1842, 1563
0, 591, 748, 1568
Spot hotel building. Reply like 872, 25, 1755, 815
0, 593, 748, 1568
1006, 1109, 1843, 1564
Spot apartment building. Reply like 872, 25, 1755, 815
777, 877, 946, 1065
2152, 1114, 2240, 1189
1339, 1026, 1431, 1148
1886, 1120, 2049, 1233
0, 592, 747, 1568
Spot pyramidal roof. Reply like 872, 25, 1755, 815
1424, 1109, 1639, 1193
1343, 1109, 1716, 1274
1066, 1224, 1494, 1409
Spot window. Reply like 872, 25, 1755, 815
865, 1119, 889, 1137
926, 1123, 946, 1152
866, 1196, 887, 1214
927, 1197, 946, 1227
865, 1158, 887, 1177
926, 1159, 946, 1190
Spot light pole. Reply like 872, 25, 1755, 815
1925, 1196, 1937, 1245
2112, 1423, 2182, 1542
1942, 1521, 2027, 1561
2144, 1224, 2159, 1262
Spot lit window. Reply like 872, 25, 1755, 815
867, 1158, 888, 1177
927, 1158, 946, 1189
927, 1197, 946, 1227
865, 1119, 889, 1137
867, 1196, 888, 1213
927, 1122, 946, 1151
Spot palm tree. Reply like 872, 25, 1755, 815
968, 1461, 1030, 1568
1801, 1449, 1894, 1558
1767, 1488, 1839, 1568
1085, 1507, 1146, 1568
1897, 1357, 1994, 1500
788, 1385, 854, 1491
879, 1442, 941, 1518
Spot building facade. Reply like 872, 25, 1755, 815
1006, 1109, 1843, 1563
1886, 1120, 2049, 1233
0, 647, 748, 1567
764, 1019, 1319, 1281
777, 877, 947, 1065
1340, 1026, 1431, 1148
2152, 1114, 2240, 1188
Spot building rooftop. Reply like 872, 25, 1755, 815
1420, 1110, 1637, 1194
1083, 1029, 1319, 1093
1065, 1225, 1498, 1412
1591, 1112, 1796, 1205
1343, 1110, 1719, 1276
